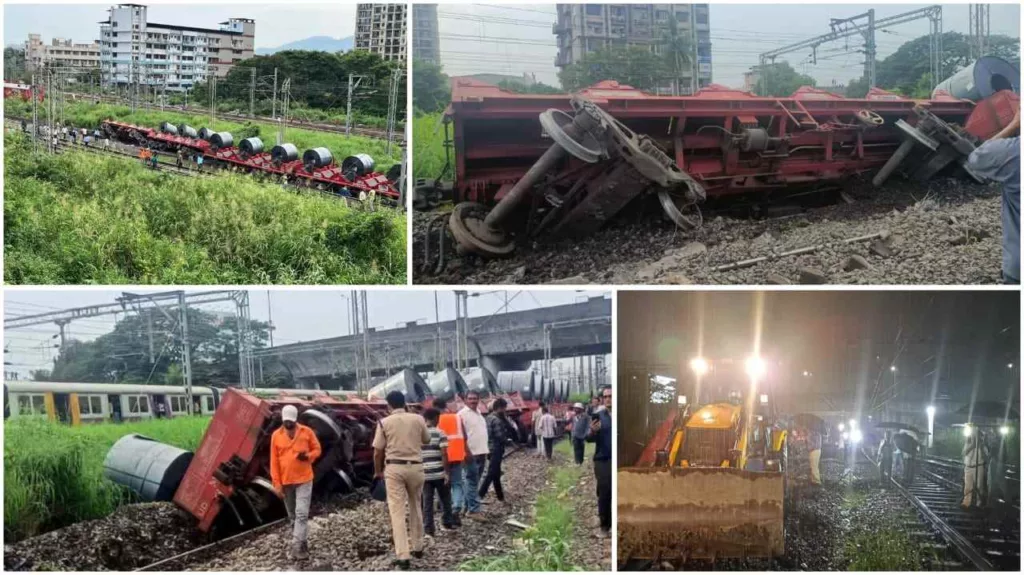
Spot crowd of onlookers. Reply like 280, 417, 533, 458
268, 387, 613, 568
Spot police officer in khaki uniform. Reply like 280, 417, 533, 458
373, 390, 431, 570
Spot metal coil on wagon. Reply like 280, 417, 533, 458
198, 127, 214, 141
271, 143, 299, 163
177, 124, 198, 139
367, 368, 430, 403
425, 367, 469, 402
240, 137, 264, 156
460, 366, 500, 398
159, 122, 178, 135
497, 370, 537, 400
302, 147, 334, 169
341, 154, 375, 179
932, 56, 1020, 102
210, 132, 234, 149
103, 434, 193, 501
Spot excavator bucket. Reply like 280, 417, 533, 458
618, 466, 785, 561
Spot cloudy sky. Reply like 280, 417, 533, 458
436, 3, 1021, 88
4, 289, 609, 375
4, 3, 356, 52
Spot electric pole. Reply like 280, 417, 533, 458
177, 292, 194, 415
249, 67, 256, 117
271, 67, 278, 119
346, 74, 366, 136
209, 75, 217, 122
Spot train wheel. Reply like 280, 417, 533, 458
448, 202, 515, 257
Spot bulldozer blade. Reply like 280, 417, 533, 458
618, 466, 784, 561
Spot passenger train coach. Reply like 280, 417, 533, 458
4, 381, 221, 425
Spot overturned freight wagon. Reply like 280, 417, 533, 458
420, 65, 1019, 258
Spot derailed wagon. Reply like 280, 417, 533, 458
418, 63, 1019, 258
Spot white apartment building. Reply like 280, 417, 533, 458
99, 4, 255, 92
25, 34, 102, 74
355, 3, 407, 63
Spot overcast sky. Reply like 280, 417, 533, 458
436, 3, 1021, 88
4, 3, 356, 52
4, 289, 609, 375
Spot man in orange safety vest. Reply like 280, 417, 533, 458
271, 405, 322, 561
433, 397, 465, 525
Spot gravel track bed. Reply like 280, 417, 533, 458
414, 177, 1003, 285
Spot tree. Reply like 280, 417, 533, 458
874, 32, 1020, 96
754, 61, 816, 97
42, 308, 272, 387
4, 47, 28, 83
496, 79, 562, 95
559, 46, 672, 92
412, 57, 450, 114
660, 17, 694, 95
845, 76, 870, 98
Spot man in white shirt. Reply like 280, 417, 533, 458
538, 407, 558, 460
457, 390, 488, 518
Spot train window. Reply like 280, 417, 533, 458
127, 395, 150, 414
169, 395, 185, 413
203, 396, 214, 412
17, 394, 47, 416
78, 395, 104, 415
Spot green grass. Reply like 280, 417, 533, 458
413, 112, 447, 180
4, 132, 407, 284
5, 98, 401, 166
843, 528, 934, 570
4, 417, 210, 542
461, 440, 594, 571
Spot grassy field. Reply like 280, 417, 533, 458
5, 98, 401, 166
413, 112, 447, 180
4, 416, 210, 542
4, 133, 407, 284
461, 440, 595, 571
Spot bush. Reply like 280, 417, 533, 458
4, 133, 407, 284
413, 112, 448, 180
3, 417, 210, 542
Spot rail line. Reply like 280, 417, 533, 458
863, 450, 1020, 571
63, 92, 404, 142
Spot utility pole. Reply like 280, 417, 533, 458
30, 73, 38, 152
249, 67, 256, 117
434, 291, 442, 370
385, 67, 402, 155
209, 75, 217, 122
278, 78, 290, 146
346, 74, 366, 136
177, 292, 194, 415
271, 67, 278, 119
865, 9, 876, 89
266, 290, 274, 347
146, 309, 155, 363
361, 290, 370, 390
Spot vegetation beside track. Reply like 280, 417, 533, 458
3, 416, 210, 543
413, 112, 447, 180
4, 98, 401, 166
461, 441, 595, 571
4, 133, 407, 284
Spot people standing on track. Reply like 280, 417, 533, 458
534, 401, 546, 457
432, 398, 465, 526
196, 153, 204, 172
808, 429, 822, 486
538, 406, 558, 461
877, 431, 895, 484
961, 427, 990, 509
176, 148, 185, 169
478, 398, 515, 510
373, 391, 430, 570
420, 408, 456, 537
457, 391, 488, 519
967, 102, 1020, 284
270, 405, 321, 561
571, 403, 588, 465
139, 147, 149, 166
150, 150, 159, 170
588, 386, 613, 539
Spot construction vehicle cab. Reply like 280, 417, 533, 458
619, 356, 787, 562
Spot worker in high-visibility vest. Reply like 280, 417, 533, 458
433, 397, 465, 525
271, 405, 322, 561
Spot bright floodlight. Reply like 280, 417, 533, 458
926, 405, 936, 417
759, 393, 769, 404
745, 356, 767, 378
690, 357, 709, 376
963, 425, 973, 438
802, 371, 809, 377
1000, 425, 1010, 436
890, 365, 897, 372
677, 395, 688, 406
838, 423, 845, 432
1009, 363, 1015, 369
850, 428, 863, 443
848, 418, 857, 429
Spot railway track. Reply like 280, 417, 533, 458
63, 92, 404, 142
863, 450, 1020, 571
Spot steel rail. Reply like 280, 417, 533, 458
862, 449, 995, 571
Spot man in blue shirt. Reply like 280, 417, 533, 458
967, 105, 1020, 284
587, 385, 613, 539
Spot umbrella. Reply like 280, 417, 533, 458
892, 432, 921, 454
791, 413, 827, 434
874, 421, 928, 435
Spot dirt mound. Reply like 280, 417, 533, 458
4, 502, 203, 571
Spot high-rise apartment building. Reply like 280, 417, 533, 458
554, 4, 712, 94
412, 4, 440, 64
99, 4, 255, 92
355, 3, 407, 63
25, 34, 102, 74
